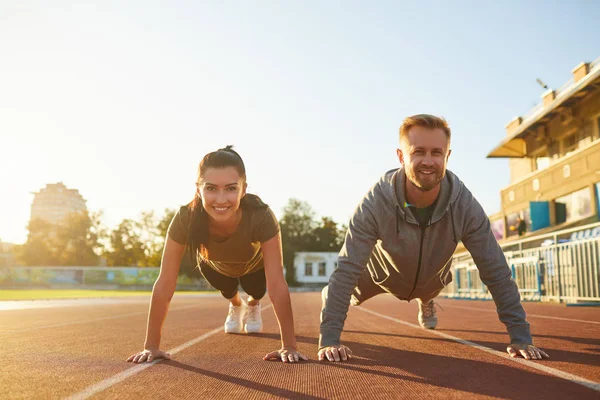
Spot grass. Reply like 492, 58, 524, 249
0, 289, 212, 301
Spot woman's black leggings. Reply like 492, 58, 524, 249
199, 263, 267, 300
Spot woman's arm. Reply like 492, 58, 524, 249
261, 233, 307, 362
127, 236, 185, 363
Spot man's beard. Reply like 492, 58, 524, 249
406, 166, 445, 192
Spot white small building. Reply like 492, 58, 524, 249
294, 252, 338, 284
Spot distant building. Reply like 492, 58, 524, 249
30, 182, 87, 225
487, 58, 600, 241
294, 252, 338, 284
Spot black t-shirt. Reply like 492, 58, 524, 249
409, 201, 437, 227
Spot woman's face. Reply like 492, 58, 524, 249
198, 166, 246, 224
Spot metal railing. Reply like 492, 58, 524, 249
444, 225, 600, 303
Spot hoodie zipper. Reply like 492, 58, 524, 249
407, 225, 426, 299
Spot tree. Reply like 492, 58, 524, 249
279, 199, 349, 284
105, 219, 146, 266
152, 208, 177, 266
280, 199, 316, 239
137, 210, 162, 267
105, 209, 176, 267
279, 199, 319, 284
17, 211, 103, 266
54, 211, 102, 265
311, 217, 345, 252
17, 218, 57, 266
89, 211, 108, 257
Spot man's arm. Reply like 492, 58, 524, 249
460, 194, 532, 345
319, 197, 379, 349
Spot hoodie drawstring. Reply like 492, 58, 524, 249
449, 206, 458, 244
396, 205, 400, 234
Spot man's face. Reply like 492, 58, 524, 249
397, 126, 451, 192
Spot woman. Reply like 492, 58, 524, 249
127, 146, 307, 363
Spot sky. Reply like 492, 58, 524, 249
1, 0, 600, 244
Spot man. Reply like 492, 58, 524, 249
517, 215, 527, 236
318, 114, 549, 362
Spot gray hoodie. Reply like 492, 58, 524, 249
319, 168, 531, 348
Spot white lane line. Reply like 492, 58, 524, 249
65, 304, 273, 400
0, 293, 221, 311
441, 304, 600, 325
356, 307, 600, 392
0, 304, 204, 334
0, 298, 152, 311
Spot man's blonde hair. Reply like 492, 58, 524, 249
399, 114, 451, 144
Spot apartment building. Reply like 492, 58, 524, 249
30, 182, 87, 225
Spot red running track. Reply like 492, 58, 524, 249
1, 292, 599, 399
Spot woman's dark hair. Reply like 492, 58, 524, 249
186, 145, 267, 265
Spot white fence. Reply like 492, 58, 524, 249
445, 223, 600, 303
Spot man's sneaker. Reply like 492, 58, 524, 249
417, 299, 438, 329
244, 303, 262, 333
224, 301, 247, 333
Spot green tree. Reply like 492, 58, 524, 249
89, 211, 108, 257
105, 219, 146, 266
311, 217, 345, 252
17, 211, 103, 266
138, 210, 161, 267
279, 199, 317, 284
279, 199, 349, 284
17, 218, 57, 266
54, 211, 102, 265
105, 209, 174, 267
146, 208, 177, 268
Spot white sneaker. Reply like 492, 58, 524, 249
224, 301, 247, 333
417, 299, 438, 329
244, 303, 262, 333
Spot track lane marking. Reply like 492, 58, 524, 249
441, 304, 600, 325
0, 304, 206, 334
357, 306, 600, 392
65, 304, 273, 400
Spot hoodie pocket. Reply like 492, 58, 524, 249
372, 273, 412, 299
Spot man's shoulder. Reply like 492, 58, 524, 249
381, 168, 398, 181
443, 169, 470, 202
370, 168, 398, 191
350, 169, 398, 220
362, 169, 398, 200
